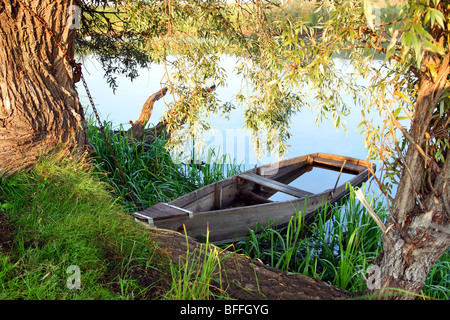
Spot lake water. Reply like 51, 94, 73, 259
78, 55, 386, 199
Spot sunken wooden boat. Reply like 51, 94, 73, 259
131, 153, 375, 243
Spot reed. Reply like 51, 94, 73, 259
164, 227, 230, 300
85, 118, 244, 211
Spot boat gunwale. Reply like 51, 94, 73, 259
185, 166, 372, 217
167, 153, 374, 211
130, 153, 375, 243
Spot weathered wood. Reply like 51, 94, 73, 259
214, 184, 223, 210
132, 202, 191, 221
312, 153, 372, 174
127, 87, 168, 141
257, 155, 311, 176
239, 189, 273, 204
238, 172, 314, 199
131, 153, 375, 243
156, 171, 370, 243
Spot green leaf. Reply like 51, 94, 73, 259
430, 8, 445, 29
395, 91, 413, 105
1, 202, 13, 211
423, 38, 444, 55
412, 23, 432, 40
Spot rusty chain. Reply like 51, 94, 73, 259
15, 0, 143, 210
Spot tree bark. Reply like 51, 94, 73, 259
0, 0, 88, 176
367, 53, 450, 300
127, 87, 168, 141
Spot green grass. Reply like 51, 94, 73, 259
0, 120, 244, 300
85, 118, 243, 211
0, 151, 170, 299
164, 228, 230, 300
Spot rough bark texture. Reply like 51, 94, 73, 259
127, 87, 168, 141
0, 0, 88, 176
368, 52, 450, 299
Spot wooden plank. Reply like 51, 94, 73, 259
313, 153, 373, 173
239, 189, 273, 204
214, 184, 223, 210
312, 157, 364, 174
257, 155, 311, 176
238, 172, 314, 199
315, 153, 372, 167
134, 203, 191, 221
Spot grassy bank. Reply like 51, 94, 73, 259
0, 121, 243, 300
0, 151, 170, 299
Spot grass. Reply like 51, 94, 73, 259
0, 150, 171, 299
164, 227, 230, 300
0, 120, 243, 300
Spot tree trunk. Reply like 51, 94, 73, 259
149, 228, 352, 300
367, 54, 450, 299
0, 0, 88, 176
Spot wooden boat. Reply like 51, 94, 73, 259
130, 153, 375, 243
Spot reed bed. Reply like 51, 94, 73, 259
85, 118, 243, 211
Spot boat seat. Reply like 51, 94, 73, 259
238, 172, 314, 199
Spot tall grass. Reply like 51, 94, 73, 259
164, 228, 230, 300
85, 118, 243, 211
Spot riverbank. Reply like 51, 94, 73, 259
0, 125, 447, 300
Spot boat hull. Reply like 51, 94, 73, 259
131, 153, 375, 243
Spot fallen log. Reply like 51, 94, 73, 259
127, 87, 168, 141
127, 85, 217, 145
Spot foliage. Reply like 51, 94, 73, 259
85, 116, 243, 211
78, 0, 449, 203
76, 0, 449, 297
